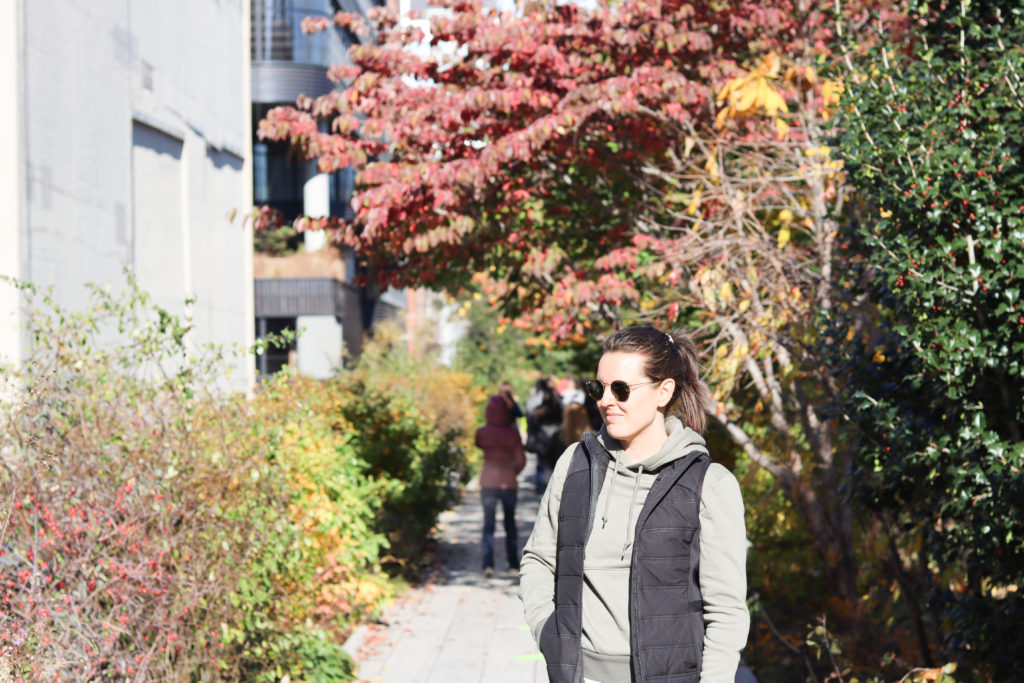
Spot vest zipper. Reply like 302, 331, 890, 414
630, 534, 643, 683
572, 439, 603, 683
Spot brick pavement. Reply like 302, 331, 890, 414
343, 459, 547, 683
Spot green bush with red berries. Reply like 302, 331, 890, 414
832, 1, 1024, 676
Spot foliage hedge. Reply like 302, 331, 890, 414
833, 1, 1024, 677
0, 278, 475, 680
327, 324, 484, 569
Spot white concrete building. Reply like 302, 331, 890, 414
1, 0, 255, 389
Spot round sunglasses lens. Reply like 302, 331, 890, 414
610, 382, 631, 401
584, 380, 603, 401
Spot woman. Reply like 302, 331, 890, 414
499, 380, 525, 424
525, 378, 563, 494
477, 394, 527, 577
520, 327, 749, 682
542, 401, 591, 474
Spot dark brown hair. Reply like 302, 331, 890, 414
602, 326, 708, 433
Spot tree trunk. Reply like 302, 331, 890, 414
708, 401, 860, 601
789, 480, 859, 601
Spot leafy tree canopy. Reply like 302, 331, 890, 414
259, 0, 900, 612
259, 0, 867, 338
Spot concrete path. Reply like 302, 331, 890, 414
343, 459, 547, 683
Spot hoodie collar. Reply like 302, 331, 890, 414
597, 415, 708, 472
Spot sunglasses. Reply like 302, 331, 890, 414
583, 379, 660, 403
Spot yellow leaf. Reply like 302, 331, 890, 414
880, 208, 893, 218
804, 65, 817, 84
702, 285, 718, 311
716, 77, 742, 104
719, 282, 734, 301
736, 81, 759, 112
775, 117, 789, 139
715, 107, 731, 129
704, 152, 719, 180
777, 227, 791, 249
687, 188, 703, 216
758, 52, 781, 78
778, 209, 794, 223
761, 85, 788, 117
822, 79, 844, 106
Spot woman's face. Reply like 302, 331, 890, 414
595, 351, 674, 450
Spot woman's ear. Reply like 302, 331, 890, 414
657, 378, 676, 409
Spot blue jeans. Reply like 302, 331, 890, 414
535, 457, 548, 495
481, 488, 519, 571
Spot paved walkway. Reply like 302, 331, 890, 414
343, 459, 546, 683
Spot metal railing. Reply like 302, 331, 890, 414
251, 2, 350, 67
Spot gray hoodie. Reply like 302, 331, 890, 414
519, 416, 749, 683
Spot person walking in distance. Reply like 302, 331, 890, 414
520, 327, 749, 682
525, 378, 563, 494
499, 380, 524, 424
560, 377, 586, 407
477, 395, 527, 577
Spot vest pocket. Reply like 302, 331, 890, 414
638, 526, 697, 558
637, 586, 689, 619
635, 556, 690, 585
640, 642, 699, 680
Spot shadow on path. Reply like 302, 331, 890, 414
343, 457, 546, 683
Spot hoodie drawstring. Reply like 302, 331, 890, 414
600, 458, 621, 529
621, 465, 643, 560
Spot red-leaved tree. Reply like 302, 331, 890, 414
258, 0, 896, 609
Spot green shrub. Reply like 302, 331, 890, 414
325, 321, 481, 570
330, 377, 465, 567
346, 321, 484, 476
835, 1, 1024, 675
0, 277, 391, 681
224, 376, 392, 681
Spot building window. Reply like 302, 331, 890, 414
254, 143, 269, 203
255, 316, 297, 380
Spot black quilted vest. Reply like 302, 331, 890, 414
538, 432, 711, 683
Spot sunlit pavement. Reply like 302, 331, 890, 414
343, 457, 546, 683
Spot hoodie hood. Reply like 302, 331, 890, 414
597, 415, 708, 471
485, 395, 512, 427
